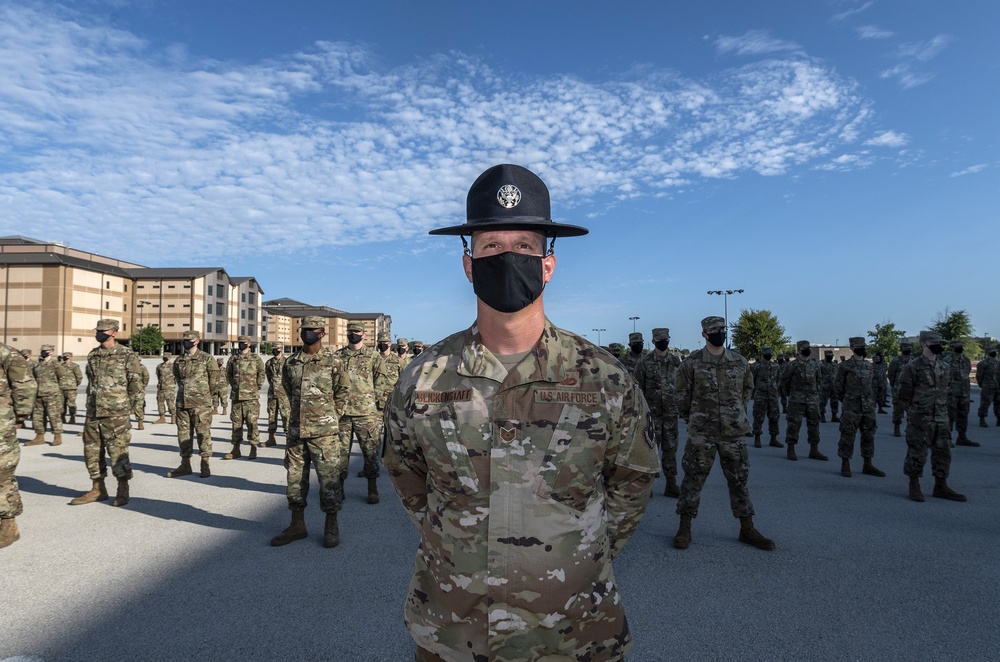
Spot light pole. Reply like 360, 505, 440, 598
137, 300, 152, 355
592, 328, 606, 345
707, 290, 744, 348
629, 316, 640, 334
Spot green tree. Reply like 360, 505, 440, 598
730, 309, 791, 358
929, 308, 983, 360
867, 321, 906, 359
130, 324, 165, 356
260, 341, 275, 355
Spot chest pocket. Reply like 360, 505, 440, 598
418, 402, 483, 498
531, 404, 607, 513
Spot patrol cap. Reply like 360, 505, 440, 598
796, 340, 811, 350
849, 337, 865, 347
900, 340, 912, 348
950, 339, 964, 348
237, 335, 251, 343
412, 340, 424, 348
652, 328, 670, 341
824, 349, 834, 356
300, 316, 326, 330
347, 322, 364, 333
63, 352, 73, 357
41, 344, 54, 352
182, 330, 201, 340
608, 342, 623, 353
919, 330, 942, 343
761, 346, 773, 353
377, 332, 390, 342
396, 337, 409, 346
96, 319, 119, 331
628, 332, 643, 344
429, 164, 588, 238
701, 316, 725, 331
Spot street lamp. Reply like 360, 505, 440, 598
628, 316, 640, 334
592, 328, 606, 345
137, 300, 152, 355
706, 290, 744, 348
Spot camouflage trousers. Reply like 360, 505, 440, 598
132, 395, 146, 422
676, 435, 754, 519
175, 406, 213, 458
62, 389, 78, 419
267, 391, 289, 435
33, 393, 64, 434
819, 387, 839, 419
976, 385, 1000, 418
875, 381, 887, 408
1, 424, 22, 518
784, 399, 820, 446
213, 391, 225, 411
284, 433, 345, 513
837, 408, 877, 460
751, 395, 780, 437
891, 386, 907, 425
82, 415, 133, 481
650, 412, 679, 478
338, 414, 381, 479
230, 399, 261, 444
948, 392, 970, 435
903, 414, 951, 479
157, 389, 175, 417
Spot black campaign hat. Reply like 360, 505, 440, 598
429, 164, 588, 237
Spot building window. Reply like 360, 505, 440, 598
241, 293, 246, 303
123, 323, 127, 331
241, 326, 246, 336
216, 321, 223, 334
168, 304, 175, 308
105, 302, 109, 309
138, 284, 144, 289
106, 281, 110, 289
248, 292, 256, 304
248, 324, 255, 336
123, 303, 127, 312
153, 285, 159, 289
241, 310, 245, 319
124, 284, 128, 292
249, 308, 256, 320
168, 285, 175, 289
183, 284, 190, 289
217, 285, 225, 298
183, 304, 189, 308
206, 303, 212, 314
216, 302, 223, 316
167, 323, 174, 327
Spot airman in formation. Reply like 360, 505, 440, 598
975, 346, 999, 426
1, 342, 36, 548
633, 327, 682, 496
833, 337, 885, 478
265, 346, 289, 446
26, 345, 63, 447
781, 340, 826, 461
57, 352, 83, 425
224, 336, 266, 460
750, 345, 783, 449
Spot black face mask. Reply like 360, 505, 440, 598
471, 251, 544, 313
40, 351, 51, 359
347, 333, 363, 345
610, 351, 621, 358
413, 348, 422, 356
762, 353, 772, 360
953, 347, 963, 354
397, 347, 408, 356
902, 349, 911, 356
377, 342, 390, 353
182, 340, 196, 351
238, 343, 249, 352
272, 350, 280, 356
928, 343, 943, 355
854, 347, 867, 358
800, 348, 811, 358
630, 343, 644, 354
824, 356, 833, 362
96, 331, 112, 343
654, 340, 670, 352
990, 351, 997, 358
301, 330, 322, 346
706, 331, 725, 348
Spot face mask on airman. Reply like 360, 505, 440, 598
182, 340, 196, 351
96, 331, 112, 343
630, 342, 644, 354
762, 353, 772, 360
854, 347, 867, 358
706, 331, 725, 348
377, 342, 390, 353
654, 340, 670, 352
40, 351, 51, 359
901, 348, 911, 356
800, 348, 812, 358
238, 343, 249, 352
301, 329, 322, 346
471, 252, 545, 314
953, 347, 964, 354
397, 347, 408, 356
927, 343, 943, 355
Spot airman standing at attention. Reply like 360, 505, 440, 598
224, 336, 266, 460
213, 358, 227, 415
154, 356, 175, 425
945, 340, 977, 447
777, 353, 789, 412
167, 330, 223, 479
633, 327, 682, 497
781, 340, 825, 462
819, 349, 839, 423
374, 331, 401, 419
410, 340, 425, 357
132, 361, 150, 430
57, 352, 83, 425
622, 332, 645, 374
26, 345, 64, 447
0, 343, 36, 548
888, 341, 915, 437
975, 347, 999, 427
265, 346, 289, 446
71, 319, 143, 507
833, 337, 885, 478
394, 338, 411, 373
872, 352, 889, 413
750, 346, 783, 448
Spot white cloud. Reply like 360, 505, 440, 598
715, 30, 801, 57
950, 164, 988, 178
865, 130, 908, 147
880, 34, 952, 89
832, 2, 874, 23
855, 25, 893, 40
0, 4, 894, 264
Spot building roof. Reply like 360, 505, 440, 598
127, 267, 226, 279
0, 251, 136, 278
0, 236, 48, 245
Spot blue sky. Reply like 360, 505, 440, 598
2, 0, 997, 350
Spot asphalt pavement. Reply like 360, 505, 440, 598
2, 364, 998, 661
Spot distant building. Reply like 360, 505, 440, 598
262, 298, 390, 351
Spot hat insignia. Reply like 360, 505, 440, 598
497, 184, 521, 209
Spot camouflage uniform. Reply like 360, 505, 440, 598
974, 351, 999, 423
30, 346, 64, 440
1, 343, 37, 538
872, 354, 889, 412
887, 344, 915, 426
385, 319, 657, 661
620, 331, 644, 375
213, 358, 227, 413
57, 354, 83, 423
132, 362, 150, 427
632, 328, 681, 482
155, 358, 176, 420
226, 340, 266, 448
395, 337, 412, 373
173, 334, 224, 461
944, 342, 974, 444
265, 351, 290, 439
781, 341, 822, 453
833, 339, 881, 472
750, 349, 781, 441
281, 341, 349, 513
335, 325, 386, 482
777, 354, 789, 412
819, 351, 839, 422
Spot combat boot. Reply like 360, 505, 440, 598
841, 459, 852, 477
0, 517, 19, 548
323, 512, 340, 548
25, 433, 46, 446
137, 419, 144, 430
664, 475, 680, 498
223, 442, 242, 460
878, 406, 887, 414
808, 444, 829, 461
265, 433, 277, 447
893, 422, 901, 437
862, 458, 886, 477
738, 516, 775, 551
367, 477, 380, 504
271, 510, 307, 546
769, 435, 784, 448
955, 434, 980, 447
979, 417, 988, 428
831, 413, 840, 423
753, 434, 762, 448
50, 433, 62, 447
69, 414, 76, 425
932, 478, 967, 502
908, 476, 924, 502
165, 457, 192, 478
221, 406, 227, 415
200, 458, 211, 478
673, 514, 692, 549
153, 416, 166, 425
248, 444, 258, 460
819, 412, 826, 423
112, 478, 130, 507
168, 415, 173, 425
786, 443, 798, 461
70, 479, 109, 505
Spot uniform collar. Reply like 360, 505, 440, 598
458, 317, 567, 386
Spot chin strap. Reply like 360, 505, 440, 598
547, 236, 556, 256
